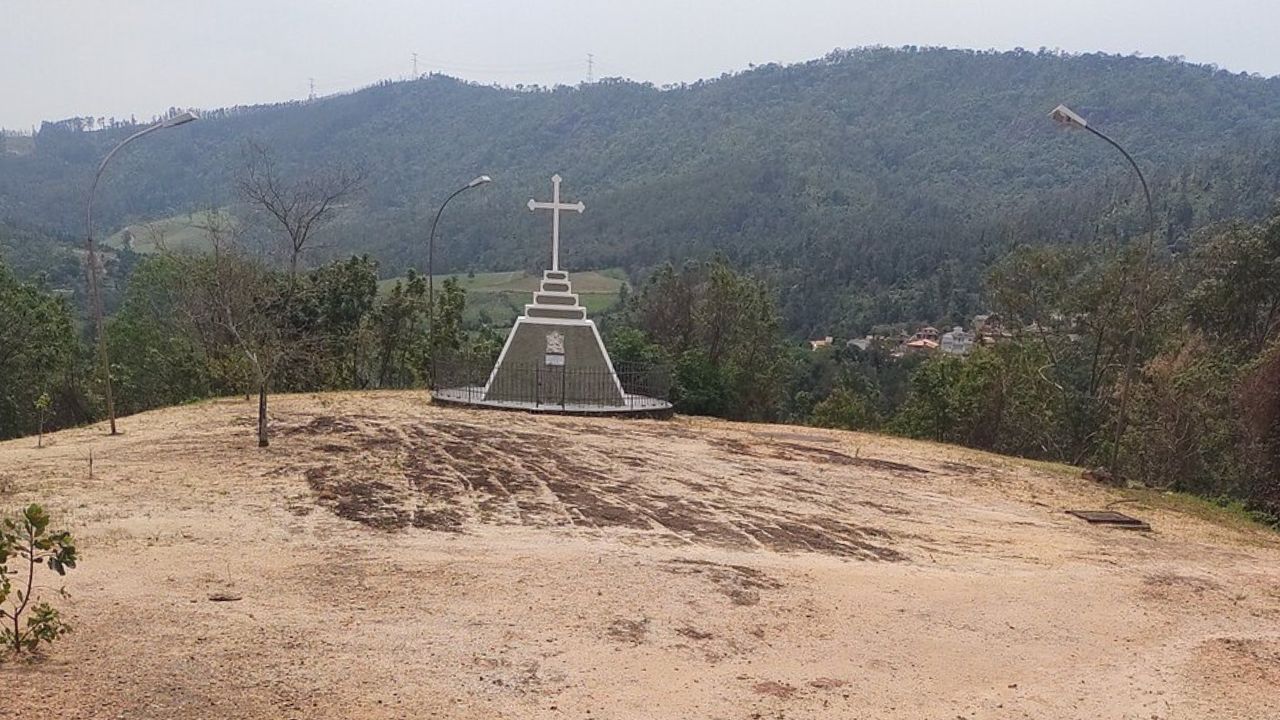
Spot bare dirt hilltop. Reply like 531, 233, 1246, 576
2, 392, 1278, 719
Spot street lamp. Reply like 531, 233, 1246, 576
427, 175, 492, 388
85, 110, 200, 435
1049, 103, 1157, 470
1049, 104, 1154, 227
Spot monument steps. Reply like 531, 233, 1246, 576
533, 291, 580, 306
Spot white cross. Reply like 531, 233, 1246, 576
527, 174, 584, 272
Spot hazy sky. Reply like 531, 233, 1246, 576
4, 0, 1279, 130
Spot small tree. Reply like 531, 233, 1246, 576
164, 212, 299, 447
1, 504, 77, 655
430, 276, 467, 356
34, 392, 50, 448
371, 270, 428, 387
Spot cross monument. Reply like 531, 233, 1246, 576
431, 170, 669, 413
527, 174, 584, 272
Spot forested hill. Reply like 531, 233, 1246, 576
5, 46, 1280, 333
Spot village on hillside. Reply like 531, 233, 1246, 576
808, 313, 1027, 356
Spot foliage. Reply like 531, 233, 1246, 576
890, 355, 966, 443
0, 257, 82, 440
67, 236, 470, 444
626, 257, 784, 419
369, 270, 429, 387
430, 277, 468, 357
1115, 213, 1280, 516
983, 240, 1181, 462
604, 326, 670, 367
107, 255, 213, 414
0, 221, 82, 293
0, 505, 77, 655
961, 211, 1280, 516
1236, 343, 1280, 513
672, 351, 732, 417
465, 320, 506, 363
1185, 219, 1280, 354
811, 386, 879, 431
288, 254, 380, 388
2, 218, 478, 445
1121, 334, 1243, 497
891, 343, 1076, 457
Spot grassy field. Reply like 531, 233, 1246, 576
104, 210, 230, 253
103, 211, 628, 324
381, 268, 629, 326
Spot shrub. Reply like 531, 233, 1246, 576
673, 350, 731, 417
0, 504, 78, 655
811, 387, 879, 431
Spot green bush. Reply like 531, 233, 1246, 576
811, 387, 879, 431
673, 350, 731, 417
1, 505, 78, 655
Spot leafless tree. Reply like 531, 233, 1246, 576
170, 211, 310, 447
236, 140, 364, 286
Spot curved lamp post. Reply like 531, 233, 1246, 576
1049, 103, 1156, 470
85, 110, 199, 435
427, 175, 492, 387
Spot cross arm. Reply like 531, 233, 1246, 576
527, 200, 585, 213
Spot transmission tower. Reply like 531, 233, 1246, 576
412, 53, 419, 78
308, 77, 316, 102
587, 53, 594, 83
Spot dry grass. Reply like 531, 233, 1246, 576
1, 391, 1278, 719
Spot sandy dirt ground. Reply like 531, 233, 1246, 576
1, 391, 1278, 719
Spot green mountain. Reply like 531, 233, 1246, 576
4, 47, 1280, 334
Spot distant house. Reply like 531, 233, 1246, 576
904, 338, 939, 353
808, 336, 834, 351
940, 326, 975, 355
846, 336, 873, 351
897, 326, 942, 353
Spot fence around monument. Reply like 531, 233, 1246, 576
432, 355, 672, 412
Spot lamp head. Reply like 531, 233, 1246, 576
162, 110, 200, 128
1049, 104, 1088, 129
467, 175, 492, 188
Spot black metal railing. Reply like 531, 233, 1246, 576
432, 355, 671, 411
